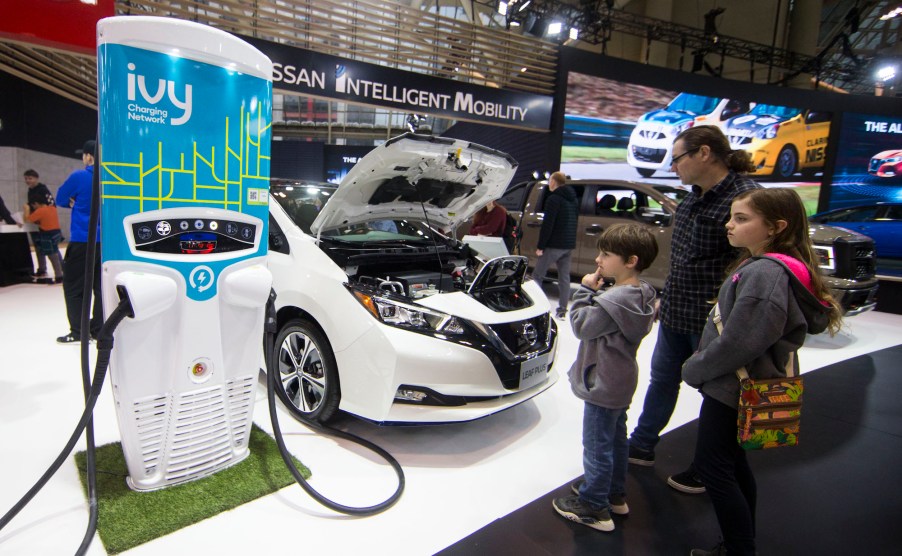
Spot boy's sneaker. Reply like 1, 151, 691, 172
35, 277, 54, 284
628, 445, 655, 466
52, 277, 64, 284
568, 480, 629, 515
668, 468, 706, 494
30, 271, 48, 278
56, 333, 80, 344
555, 307, 567, 319
552, 495, 614, 532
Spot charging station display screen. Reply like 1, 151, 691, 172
130, 218, 256, 254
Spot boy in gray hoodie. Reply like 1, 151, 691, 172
553, 223, 658, 532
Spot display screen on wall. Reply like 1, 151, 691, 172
561, 72, 831, 214
827, 112, 902, 210
324, 145, 375, 184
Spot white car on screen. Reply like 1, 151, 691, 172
627, 93, 751, 177
266, 133, 558, 424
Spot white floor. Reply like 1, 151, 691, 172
0, 280, 900, 555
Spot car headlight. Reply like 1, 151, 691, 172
813, 245, 835, 271
883, 156, 902, 164
754, 123, 780, 140
348, 286, 466, 335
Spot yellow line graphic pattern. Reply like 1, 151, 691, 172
100, 103, 271, 214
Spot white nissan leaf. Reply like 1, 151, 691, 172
266, 133, 558, 424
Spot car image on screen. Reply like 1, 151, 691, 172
868, 149, 902, 179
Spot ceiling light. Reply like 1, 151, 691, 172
569, 27, 579, 41
498, 1, 508, 16
877, 65, 896, 82
880, 6, 902, 20
547, 22, 562, 36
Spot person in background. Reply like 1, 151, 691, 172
628, 125, 761, 495
23, 198, 63, 284
553, 223, 658, 533
531, 171, 578, 319
683, 188, 841, 556
0, 194, 16, 225
470, 200, 507, 237
24, 169, 56, 280
55, 140, 102, 344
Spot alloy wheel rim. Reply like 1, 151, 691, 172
278, 331, 326, 413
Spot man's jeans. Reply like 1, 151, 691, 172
629, 323, 701, 453
531, 247, 572, 311
579, 402, 628, 510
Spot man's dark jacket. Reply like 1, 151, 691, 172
537, 185, 578, 250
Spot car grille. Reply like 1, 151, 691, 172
631, 146, 666, 163
486, 313, 552, 357
830, 236, 876, 280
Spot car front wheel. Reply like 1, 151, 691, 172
774, 145, 798, 180
271, 318, 340, 424
636, 168, 655, 178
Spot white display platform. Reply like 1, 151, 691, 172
0, 280, 900, 555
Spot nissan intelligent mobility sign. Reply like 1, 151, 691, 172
241, 35, 553, 132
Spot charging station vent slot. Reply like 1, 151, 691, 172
165, 386, 232, 482
132, 394, 172, 476
226, 374, 256, 447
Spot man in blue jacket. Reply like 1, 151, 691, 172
531, 171, 579, 319
56, 140, 102, 344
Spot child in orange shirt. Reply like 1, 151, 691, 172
23, 199, 63, 283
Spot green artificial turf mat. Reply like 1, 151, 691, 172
75, 424, 310, 554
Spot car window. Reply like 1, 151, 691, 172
805, 111, 832, 124
595, 189, 637, 219
536, 184, 586, 213
749, 104, 801, 119
720, 100, 750, 121
881, 206, 902, 220
666, 94, 721, 116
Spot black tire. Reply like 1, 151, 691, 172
636, 168, 656, 178
271, 318, 340, 424
774, 145, 798, 180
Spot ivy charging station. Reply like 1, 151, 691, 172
97, 16, 273, 491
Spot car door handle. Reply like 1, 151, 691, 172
526, 221, 542, 228
585, 225, 603, 234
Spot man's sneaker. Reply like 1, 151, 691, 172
552, 495, 614, 532
568, 480, 629, 516
628, 444, 655, 466
668, 469, 706, 494
52, 277, 64, 284
30, 271, 48, 278
56, 333, 80, 344
34, 277, 54, 284
690, 542, 726, 555
555, 307, 567, 319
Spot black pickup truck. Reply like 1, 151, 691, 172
489, 179, 878, 316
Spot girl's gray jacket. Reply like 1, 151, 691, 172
567, 281, 657, 409
682, 256, 832, 409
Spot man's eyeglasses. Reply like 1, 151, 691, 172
671, 147, 700, 165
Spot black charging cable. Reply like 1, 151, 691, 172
263, 289, 405, 516
0, 292, 134, 536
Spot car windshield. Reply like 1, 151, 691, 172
666, 94, 720, 116
748, 104, 801, 119
271, 182, 442, 243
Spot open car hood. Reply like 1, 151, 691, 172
310, 133, 517, 234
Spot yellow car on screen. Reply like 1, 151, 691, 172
724, 104, 831, 180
